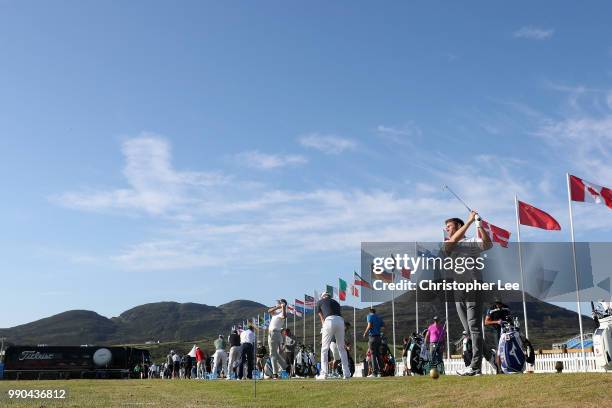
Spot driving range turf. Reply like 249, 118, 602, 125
0, 373, 610, 407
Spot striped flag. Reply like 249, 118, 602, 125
350, 283, 359, 297
339, 278, 347, 301
263, 313, 271, 328
304, 295, 315, 313
295, 298, 305, 315
289, 303, 303, 317
354, 271, 372, 289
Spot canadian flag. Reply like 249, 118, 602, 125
478, 219, 511, 248
569, 175, 612, 210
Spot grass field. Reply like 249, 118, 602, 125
0, 374, 610, 408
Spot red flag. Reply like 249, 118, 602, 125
350, 284, 359, 297
478, 220, 511, 248
401, 267, 412, 280
518, 200, 561, 230
569, 175, 612, 210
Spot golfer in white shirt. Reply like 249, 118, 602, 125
268, 298, 288, 378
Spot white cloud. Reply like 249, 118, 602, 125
375, 123, 422, 147
110, 240, 221, 271
236, 150, 307, 169
513, 26, 554, 40
534, 116, 612, 182
52, 134, 230, 215
298, 133, 356, 154
52, 121, 611, 272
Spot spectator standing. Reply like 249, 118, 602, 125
212, 335, 228, 377
195, 346, 205, 379
401, 337, 409, 375
282, 328, 296, 376
172, 352, 181, 379
238, 325, 256, 379
362, 308, 385, 378
227, 330, 242, 380
424, 316, 446, 357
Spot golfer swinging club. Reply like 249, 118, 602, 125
443, 210, 493, 376
316, 292, 350, 380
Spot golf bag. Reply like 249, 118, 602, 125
263, 357, 273, 378
332, 354, 355, 377
330, 342, 355, 377
293, 344, 317, 377
380, 343, 396, 376
407, 334, 425, 375
523, 337, 535, 366
498, 322, 526, 374
592, 304, 612, 370
420, 342, 445, 375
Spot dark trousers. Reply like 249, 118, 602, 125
238, 342, 254, 379
284, 351, 295, 375
368, 335, 382, 374
456, 300, 494, 370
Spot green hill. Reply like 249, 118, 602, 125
0, 294, 595, 360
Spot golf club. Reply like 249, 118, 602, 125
443, 185, 481, 221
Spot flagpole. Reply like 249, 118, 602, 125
445, 297, 450, 359
313, 290, 317, 358
566, 173, 587, 371
353, 304, 357, 367
303, 309, 306, 345
391, 270, 397, 363
514, 195, 530, 339
414, 242, 419, 333
293, 306, 296, 337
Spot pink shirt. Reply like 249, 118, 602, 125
427, 323, 445, 343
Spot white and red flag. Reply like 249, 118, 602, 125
569, 175, 612, 210
478, 219, 511, 247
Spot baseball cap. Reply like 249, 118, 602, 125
320, 292, 330, 299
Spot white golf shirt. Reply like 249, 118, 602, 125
240, 329, 256, 345
269, 308, 285, 331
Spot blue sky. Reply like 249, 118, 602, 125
1, 1, 611, 327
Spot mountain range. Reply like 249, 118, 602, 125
0, 293, 595, 351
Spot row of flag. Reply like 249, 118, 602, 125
232, 174, 611, 331
232, 271, 375, 330
475, 174, 611, 246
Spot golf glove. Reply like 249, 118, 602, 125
474, 215, 482, 228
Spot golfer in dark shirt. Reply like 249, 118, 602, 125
363, 307, 384, 377
315, 292, 350, 380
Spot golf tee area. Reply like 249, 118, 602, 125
1, 374, 610, 408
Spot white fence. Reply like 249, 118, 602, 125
354, 352, 606, 377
